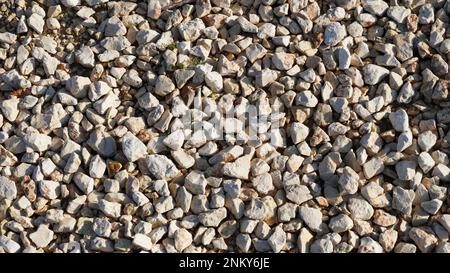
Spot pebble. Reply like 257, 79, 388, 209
38, 180, 60, 200
419, 4, 434, 24
338, 167, 359, 195
363, 64, 390, 85
418, 152, 435, 173
98, 200, 121, 219
146, 155, 179, 180
310, 238, 333, 253
329, 214, 353, 233
61, 0, 81, 7
337, 47, 351, 70
290, 123, 310, 144
154, 75, 175, 96
184, 171, 207, 195
121, 132, 147, 162
389, 109, 409, 132
174, 228, 193, 252
73, 172, 94, 194
132, 234, 152, 251
394, 243, 417, 253
397, 82, 415, 104
89, 155, 106, 179
272, 52, 295, 70
29, 225, 54, 248
409, 228, 437, 253
0, 32, 17, 44
373, 210, 397, 226
223, 155, 251, 180
23, 133, 52, 152
27, 13, 45, 34
0, 176, 17, 200
252, 173, 273, 195
75, 46, 95, 68
0, 236, 21, 253
358, 237, 383, 253
199, 208, 227, 227
0, 97, 20, 122
395, 160, 416, 181
363, 157, 384, 179
205, 72, 223, 92
324, 23, 346, 46
285, 185, 312, 205
432, 164, 450, 182
299, 207, 322, 231
267, 226, 286, 253
387, 6, 410, 23
223, 179, 241, 199
66, 76, 91, 98
392, 187, 414, 215
362, 0, 388, 16
379, 229, 398, 252
421, 199, 443, 215
348, 197, 374, 220
246, 44, 267, 63
296, 91, 318, 107
178, 18, 205, 42
417, 131, 437, 152
87, 129, 117, 158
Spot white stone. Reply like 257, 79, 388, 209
29, 225, 54, 248
122, 132, 147, 162
146, 154, 179, 180
73, 172, 94, 194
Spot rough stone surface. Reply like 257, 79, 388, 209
0, 0, 448, 254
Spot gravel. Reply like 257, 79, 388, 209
0, 0, 449, 254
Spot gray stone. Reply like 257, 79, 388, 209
267, 225, 286, 253
324, 22, 346, 46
